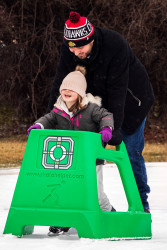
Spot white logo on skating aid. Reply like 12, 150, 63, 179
42, 136, 74, 169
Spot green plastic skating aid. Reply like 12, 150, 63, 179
3, 130, 151, 239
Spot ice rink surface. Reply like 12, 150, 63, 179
0, 163, 167, 250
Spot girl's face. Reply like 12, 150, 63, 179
61, 89, 79, 108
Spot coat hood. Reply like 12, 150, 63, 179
81, 93, 102, 107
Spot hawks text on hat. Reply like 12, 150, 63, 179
64, 12, 94, 47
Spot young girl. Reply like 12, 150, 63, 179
27, 66, 115, 235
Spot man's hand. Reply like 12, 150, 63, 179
108, 129, 123, 146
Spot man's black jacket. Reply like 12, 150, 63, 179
47, 27, 155, 134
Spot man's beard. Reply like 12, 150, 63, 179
77, 44, 93, 59
77, 52, 90, 59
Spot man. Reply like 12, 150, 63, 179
47, 11, 154, 234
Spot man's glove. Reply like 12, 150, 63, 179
99, 127, 112, 143
27, 124, 41, 136
108, 129, 123, 146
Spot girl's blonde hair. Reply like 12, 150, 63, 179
68, 95, 84, 113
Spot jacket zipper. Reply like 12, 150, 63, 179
127, 88, 141, 106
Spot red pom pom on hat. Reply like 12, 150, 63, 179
69, 12, 80, 23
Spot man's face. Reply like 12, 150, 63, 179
69, 40, 94, 60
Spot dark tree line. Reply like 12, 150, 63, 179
0, 0, 167, 124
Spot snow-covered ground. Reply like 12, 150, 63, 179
0, 163, 167, 250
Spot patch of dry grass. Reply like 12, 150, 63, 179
0, 135, 27, 168
0, 136, 167, 168
143, 142, 167, 162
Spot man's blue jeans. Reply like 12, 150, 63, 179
121, 118, 150, 210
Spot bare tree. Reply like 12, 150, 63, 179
0, 0, 167, 129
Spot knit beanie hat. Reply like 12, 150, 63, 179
59, 66, 87, 98
64, 12, 94, 48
